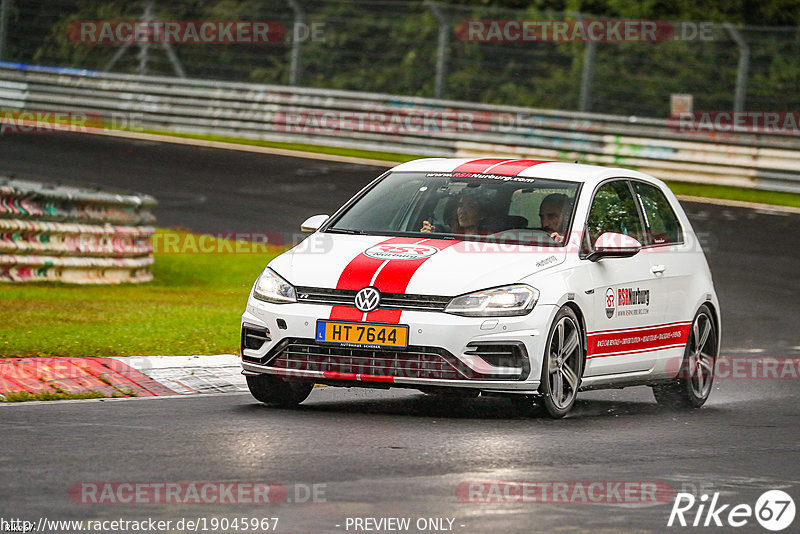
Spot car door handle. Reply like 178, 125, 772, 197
650, 264, 666, 275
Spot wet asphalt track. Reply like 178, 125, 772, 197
1, 132, 799, 532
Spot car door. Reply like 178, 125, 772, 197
630, 180, 695, 374
581, 179, 666, 376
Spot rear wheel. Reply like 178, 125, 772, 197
652, 305, 718, 408
539, 306, 584, 419
246, 374, 314, 407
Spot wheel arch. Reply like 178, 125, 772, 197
562, 301, 588, 376
698, 300, 721, 356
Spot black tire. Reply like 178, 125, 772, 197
539, 306, 584, 419
652, 305, 718, 409
246, 374, 314, 407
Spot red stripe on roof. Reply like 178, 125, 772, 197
485, 159, 551, 176
451, 158, 514, 173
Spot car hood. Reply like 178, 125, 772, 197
269, 233, 567, 296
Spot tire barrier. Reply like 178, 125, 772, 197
2, 63, 800, 193
0, 177, 156, 284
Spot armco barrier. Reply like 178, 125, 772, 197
1, 64, 800, 193
0, 177, 155, 283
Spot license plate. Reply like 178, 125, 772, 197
315, 320, 408, 348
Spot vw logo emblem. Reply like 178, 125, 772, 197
355, 287, 381, 313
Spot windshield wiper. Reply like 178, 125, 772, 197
326, 228, 368, 235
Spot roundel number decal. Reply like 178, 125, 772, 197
605, 288, 616, 319
364, 244, 439, 261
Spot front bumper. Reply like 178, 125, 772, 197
240, 297, 557, 392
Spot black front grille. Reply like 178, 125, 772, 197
271, 340, 470, 380
295, 287, 451, 312
243, 338, 526, 381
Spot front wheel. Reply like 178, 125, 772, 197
246, 374, 314, 407
539, 306, 584, 418
652, 305, 718, 409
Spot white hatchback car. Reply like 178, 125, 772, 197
241, 158, 720, 417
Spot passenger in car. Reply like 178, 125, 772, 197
456, 192, 491, 234
539, 193, 570, 243
420, 196, 460, 233
420, 193, 492, 234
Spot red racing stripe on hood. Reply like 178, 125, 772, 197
366, 238, 460, 323
334, 237, 419, 291
329, 237, 419, 320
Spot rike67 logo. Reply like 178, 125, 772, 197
364, 244, 439, 261
668, 490, 795, 531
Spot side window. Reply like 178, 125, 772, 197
586, 180, 645, 247
633, 182, 683, 245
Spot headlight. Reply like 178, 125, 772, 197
445, 284, 539, 317
253, 268, 296, 304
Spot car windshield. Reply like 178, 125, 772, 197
327, 171, 581, 246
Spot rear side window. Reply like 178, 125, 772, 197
633, 182, 683, 245
586, 180, 645, 247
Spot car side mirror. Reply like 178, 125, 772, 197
300, 214, 329, 233
586, 232, 642, 262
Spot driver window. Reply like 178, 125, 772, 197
586, 180, 645, 247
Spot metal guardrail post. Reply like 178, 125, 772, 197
725, 23, 750, 112
0, 0, 10, 62
137, 1, 155, 76
427, 1, 449, 100
104, 0, 184, 77
579, 40, 596, 112
573, 12, 595, 112
287, 0, 305, 86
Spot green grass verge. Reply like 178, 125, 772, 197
1, 390, 108, 402
665, 181, 800, 208
141, 129, 800, 208
146, 129, 415, 164
0, 230, 280, 358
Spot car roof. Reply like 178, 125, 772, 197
390, 158, 666, 190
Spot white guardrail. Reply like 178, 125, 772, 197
0, 177, 155, 283
1, 63, 800, 193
